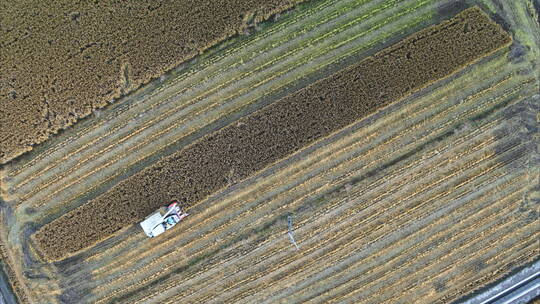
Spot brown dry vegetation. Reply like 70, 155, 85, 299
0, 0, 299, 164
34, 7, 512, 261
0, 244, 27, 303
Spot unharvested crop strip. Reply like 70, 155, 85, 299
34, 6, 511, 261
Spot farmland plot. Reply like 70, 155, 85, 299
34, 6, 512, 261
0, 0, 538, 303
0, 0, 304, 164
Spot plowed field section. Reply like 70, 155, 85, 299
34, 6, 512, 261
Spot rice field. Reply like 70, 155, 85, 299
0, 0, 538, 303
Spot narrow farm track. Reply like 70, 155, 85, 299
0, 0, 538, 303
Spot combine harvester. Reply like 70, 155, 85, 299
139, 201, 189, 238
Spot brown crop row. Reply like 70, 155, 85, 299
0, 243, 27, 303
0, 0, 299, 164
34, 7, 512, 261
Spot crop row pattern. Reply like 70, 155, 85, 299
34, 7, 511, 261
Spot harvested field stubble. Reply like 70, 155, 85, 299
34, 7, 512, 261
0, 0, 301, 164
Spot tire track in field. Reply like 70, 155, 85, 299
302, 178, 520, 301
384, 225, 539, 304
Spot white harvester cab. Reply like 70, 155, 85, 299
140, 201, 189, 238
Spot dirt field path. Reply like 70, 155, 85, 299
0, 0, 538, 303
